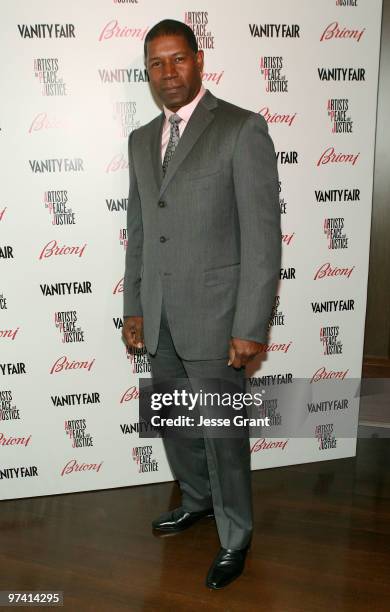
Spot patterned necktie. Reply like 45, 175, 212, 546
162, 113, 182, 176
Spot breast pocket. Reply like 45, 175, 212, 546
204, 263, 241, 287
185, 166, 223, 182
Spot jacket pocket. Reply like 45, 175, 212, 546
204, 263, 240, 287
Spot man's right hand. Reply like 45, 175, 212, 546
123, 316, 144, 349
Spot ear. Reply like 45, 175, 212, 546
196, 49, 204, 73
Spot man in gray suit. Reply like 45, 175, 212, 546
123, 19, 281, 589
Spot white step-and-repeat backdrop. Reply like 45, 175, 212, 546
0, 0, 383, 499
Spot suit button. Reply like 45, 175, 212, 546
160, 236, 167, 243
158, 200, 166, 208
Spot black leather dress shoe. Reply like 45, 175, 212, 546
152, 506, 214, 533
206, 546, 249, 589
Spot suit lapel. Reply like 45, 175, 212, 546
151, 112, 164, 190
159, 90, 218, 197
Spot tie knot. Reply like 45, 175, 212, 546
169, 113, 182, 126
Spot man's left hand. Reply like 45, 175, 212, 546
228, 337, 263, 368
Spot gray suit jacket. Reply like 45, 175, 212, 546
123, 89, 281, 360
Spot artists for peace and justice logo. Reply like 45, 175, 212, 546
268, 295, 285, 327
33, 58, 67, 96
113, 101, 140, 137
327, 99, 353, 133
119, 229, 128, 250
184, 11, 215, 49
0, 292, 7, 310
54, 311, 85, 343
64, 419, 93, 448
260, 56, 288, 92
44, 190, 76, 225
320, 326, 343, 356
0, 390, 20, 421
126, 347, 151, 374
279, 181, 287, 215
323, 218, 349, 249
315, 423, 337, 450
132, 445, 158, 473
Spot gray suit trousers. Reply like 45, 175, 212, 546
148, 297, 253, 550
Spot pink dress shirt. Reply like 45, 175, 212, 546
161, 85, 206, 161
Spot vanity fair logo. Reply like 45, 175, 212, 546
317, 147, 359, 166
280, 267, 296, 280
18, 24, 75, 38
44, 190, 76, 225
249, 24, 300, 38
106, 197, 128, 212
185, 11, 215, 49
0, 363, 26, 376
38, 240, 86, 260
315, 188, 360, 204
29, 159, 84, 173
98, 21, 148, 42
277, 151, 298, 165
51, 393, 100, 407
33, 58, 67, 96
61, 459, 103, 476
29, 113, 68, 133
0, 466, 38, 479
320, 22, 365, 42
50, 356, 95, 374
318, 67, 365, 81
259, 107, 297, 126
311, 299, 354, 313
0, 246, 14, 259
40, 281, 92, 296
260, 56, 288, 92
98, 68, 149, 83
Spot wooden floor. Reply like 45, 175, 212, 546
1, 438, 390, 611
